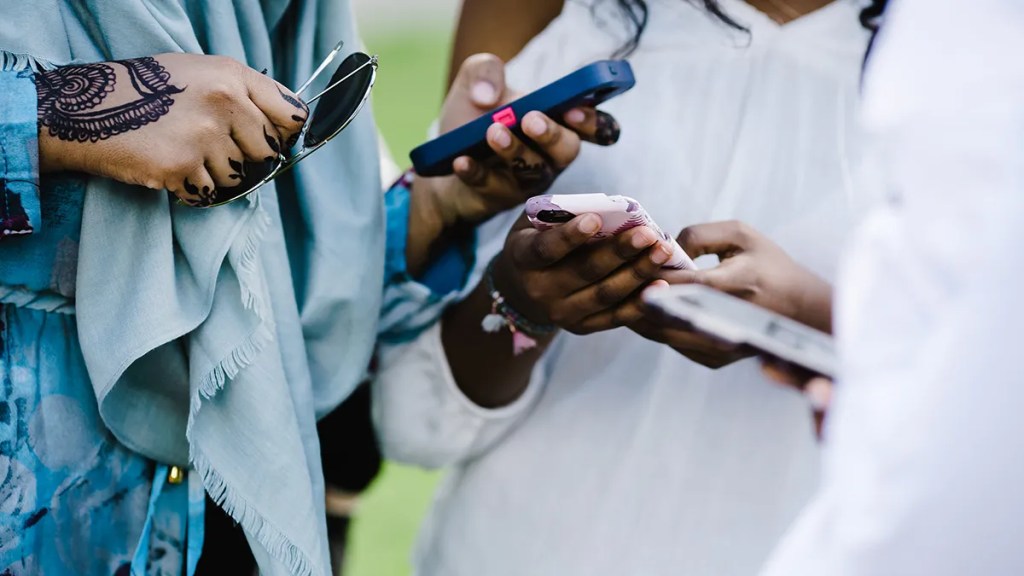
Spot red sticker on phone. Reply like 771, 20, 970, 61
492, 107, 517, 127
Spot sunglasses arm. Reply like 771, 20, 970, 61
295, 40, 346, 97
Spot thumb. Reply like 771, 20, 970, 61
676, 221, 752, 259
454, 53, 508, 109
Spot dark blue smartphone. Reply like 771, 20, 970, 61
410, 60, 636, 177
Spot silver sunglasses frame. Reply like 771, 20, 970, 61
203, 42, 378, 208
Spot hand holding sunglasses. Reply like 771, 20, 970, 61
35, 52, 312, 203
193, 41, 378, 207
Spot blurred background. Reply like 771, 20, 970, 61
345, 1, 458, 575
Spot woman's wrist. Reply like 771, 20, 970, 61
490, 251, 554, 327
480, 253, 559, 356
407, 174, 458, 277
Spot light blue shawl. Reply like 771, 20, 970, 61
0, 1, 384, 574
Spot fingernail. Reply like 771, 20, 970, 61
492, 126, 512, 149
631, 228, 657, 250
650, 244, 672, 265
579, 214, 601, 234
595, 111, 622, 145
472, 81, 497, 104
566, 108, 586, 124
523, 114, 547, 137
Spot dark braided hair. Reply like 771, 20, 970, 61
612, 0, 889, 58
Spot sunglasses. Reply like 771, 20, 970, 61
198, 42, 378, 207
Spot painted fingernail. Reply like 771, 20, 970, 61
650, 244, 672, 265
579, 214, 601, 234
595, 111, 621, 145
264, 156, 276, 163
471, 81, 497, 104
631, 228, 657, 249
523, 114, 547, 137
566, 108, 586, 124
492, 126, 512, 149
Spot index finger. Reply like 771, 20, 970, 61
243, 66, 308, 145
507, 213, 603, 269
676, 220, 751, 259
563, 108, 621, 146
520, 111, 582, 170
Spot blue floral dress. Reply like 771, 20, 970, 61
0, 70, 200, 576
0, 66, 471, 575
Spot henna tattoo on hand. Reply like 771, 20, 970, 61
593, 111, 621, 146
183, 178, 217, 207
228, 158, 245, 181
277, 86, 309, 118
278, 85, 309, 112
36, 57, 184, 143
511, 157, 558, 194
263, 125, 282, 154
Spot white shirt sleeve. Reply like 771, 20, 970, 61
762, 1, 1024, 574
372, 208, 550, 468
372, 322, 549, 468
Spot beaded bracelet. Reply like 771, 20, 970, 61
481, 256, 558, 355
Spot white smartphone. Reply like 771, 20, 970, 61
525, 193, 698, 270
643, 284, 837, 378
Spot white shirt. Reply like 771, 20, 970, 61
761, 1, 1024, 574
375, 1, 871, 574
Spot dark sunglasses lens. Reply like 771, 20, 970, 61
205, 157, 280, 205
304, 52, 374, 148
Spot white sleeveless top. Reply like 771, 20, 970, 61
374, 2, 872, 575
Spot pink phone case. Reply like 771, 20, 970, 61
525, 193, 697, 270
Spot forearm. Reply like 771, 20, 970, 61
406, 175, 461, 278
442, 275, 553, 409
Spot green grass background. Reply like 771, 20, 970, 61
343, 26, 452, 576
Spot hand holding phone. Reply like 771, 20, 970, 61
643, 284, 837, 378
526, 193, 697, 270
490, 212, 675, 335
412, 60, 635, 177
407, 55, 615, 274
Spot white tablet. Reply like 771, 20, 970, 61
643, 284, 837, 378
